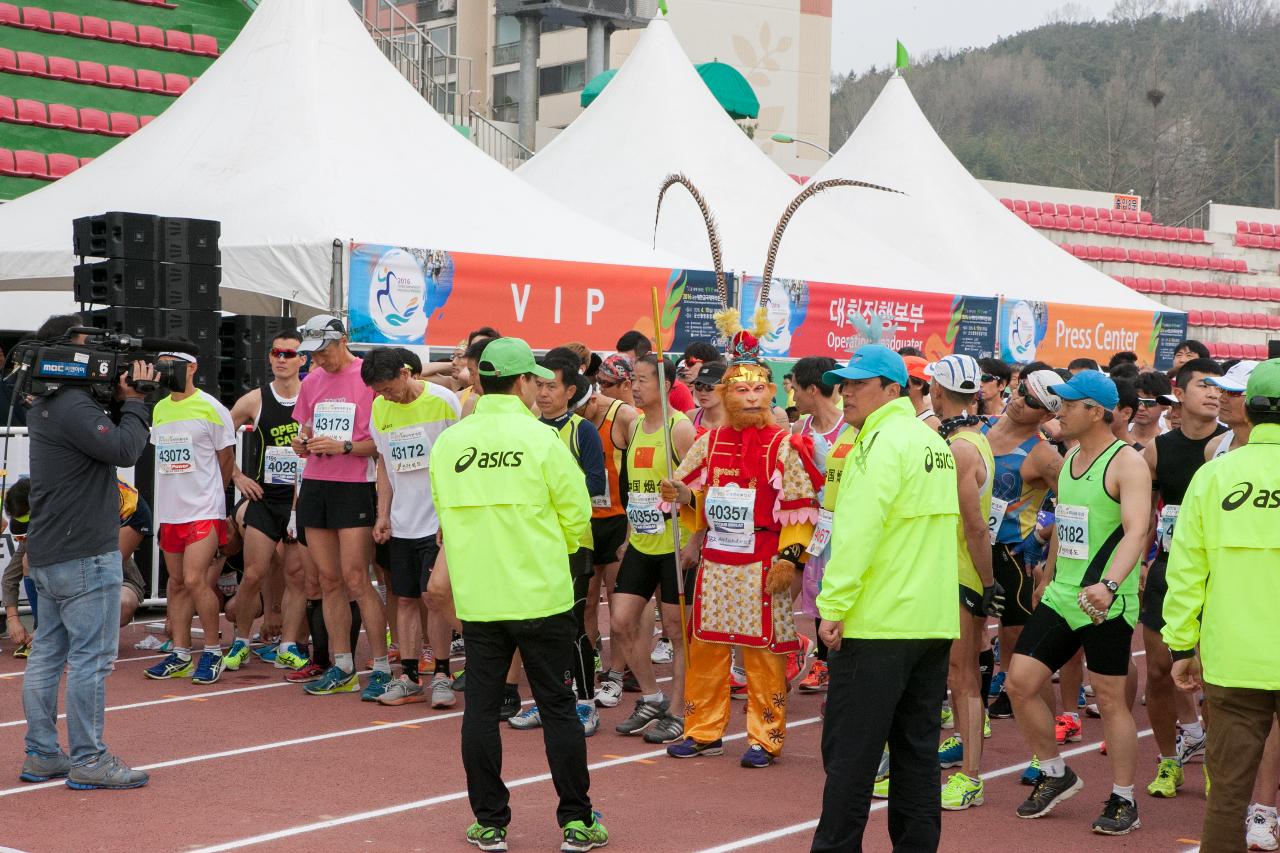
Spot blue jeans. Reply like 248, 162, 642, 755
22, 551, 122, 766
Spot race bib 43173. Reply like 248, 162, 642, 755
313, 401, 356, 442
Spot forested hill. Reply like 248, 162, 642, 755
829, 1, 1280, 223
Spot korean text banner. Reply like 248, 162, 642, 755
346, 243, 726, 352
735, 276, 998, 361
999, 299, 1187, 370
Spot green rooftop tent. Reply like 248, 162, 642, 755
581, 61, 758, 119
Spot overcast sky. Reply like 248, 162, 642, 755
831, 0, 1119, 77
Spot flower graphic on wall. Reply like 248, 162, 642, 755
732, 21, 791, 151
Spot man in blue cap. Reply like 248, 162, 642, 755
811, 344, 961, 853
1005, 370, 1151, 837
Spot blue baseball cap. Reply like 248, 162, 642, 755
823, 344, 909, 388
1049, 369, 1120, 410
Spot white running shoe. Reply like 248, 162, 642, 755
1247, 805, 1280, 851
595, 677, 623, 708
650, 638, 674, 665
1177, 728, 1207, 765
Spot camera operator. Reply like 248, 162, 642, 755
18, 316, 155, 791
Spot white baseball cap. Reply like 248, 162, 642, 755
925, 354, 982, 393
297, 314, 347, 352
1206, 360, 1258, 393
1022, 369, 1067, 413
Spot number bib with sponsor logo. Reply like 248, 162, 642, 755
264, 445, 302, 485
313, 401, 356, 442
806, 508, 835, 557
626, 492, 664, 536
987, 495, 1009, 544
1157, 504, 1179, 553
1055, 504, 1089, 561
388, 426, 429, 474
591, 492, 612, 510
705, 485, 755, 554
156, 433, 195, 475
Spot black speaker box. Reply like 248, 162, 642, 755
1269, 339, 1280, 360
74, 259, 158, 307
158, 310, 220, 352
158, 263, 221, 311
73, 212, 160, 261
86, 307, 160, 339
160, 217, 221, 266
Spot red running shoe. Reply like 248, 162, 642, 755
286, 663, 325, 683
786, 635, 814, 687
798, 659, 829, 693
1055, 713, 1082, 744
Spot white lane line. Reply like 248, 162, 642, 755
692, 727, 1156, 853
188, 715, 824, 853
0, 652, 169, 679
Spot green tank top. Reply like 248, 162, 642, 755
1044, 440, 1138, 628
625, 412, 691, 555
949, 430, 994, 594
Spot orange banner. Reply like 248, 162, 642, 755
999, 298, 1187, 369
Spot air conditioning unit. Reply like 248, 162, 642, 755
438, 0, 456, 11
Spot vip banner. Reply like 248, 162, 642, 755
347, 243, 728, 353
999, 299, 1187, 370
735, 276, 999, 361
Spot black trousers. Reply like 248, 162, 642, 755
461, 609, 593, 829
569, 549, 595, 703
812, 637, 952, 853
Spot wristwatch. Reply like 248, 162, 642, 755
1101, 579, 1119, 595
342, 440, 353, 455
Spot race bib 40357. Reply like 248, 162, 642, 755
705, 485, 755, 553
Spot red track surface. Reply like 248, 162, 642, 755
0, 616, 1209, 852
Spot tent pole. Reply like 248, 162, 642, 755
330, 239, 344, 316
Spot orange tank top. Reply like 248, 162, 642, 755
592, 398, 626, 518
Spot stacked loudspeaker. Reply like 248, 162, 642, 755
73, 211, 222, 393
219, 315, 298, 399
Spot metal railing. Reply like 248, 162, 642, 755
359, 0, 473, 125
464, 109, 534, 168
1171, 199, 1213, 232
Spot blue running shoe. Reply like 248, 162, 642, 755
143, 652, 193, 680
253, 642, 279, 663
509, 705, 543, 730
1020, 756, 1043, 786
191, 651, 225, 685
666, 737, 724, 759
740, 744, 774, 768
989, 671, 1006, 698
304, 665, 359, 695
938, 736, 964, 768
361, 670, 392, 702
1078, 685, 1087, 709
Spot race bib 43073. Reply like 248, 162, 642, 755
313, 401, 356, 442
156, 433, 195, 475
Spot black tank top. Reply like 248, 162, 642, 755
245, 382, 300, 502
1154, 424, 1227, 506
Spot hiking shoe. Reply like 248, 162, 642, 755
361, 670, 392, 702
20, 750, 70, 783
1017, 766, 1083, 818
988, 691, 1014, 719
666, 737, 724, 759
509, 705, 542, 730
941, 772, 984, 810
983, 712, 992, 739
303, 665, 359, 695
378, 674, 425, 706
595, 677, 623, 708
988, 671, 1006, 697
223, 640, 249, 671
1247, 805, 1280, 851
274, 644, 309, 671
616, 696, 669, 735
465, 821, 508, 852
429, 674, 457, 709
798, 659, 829, 693
65, 753, 148, 790
938, 736, 964, 768
1054, 714, 1081, 744
1020, 756, 1043, 786
578, 703, 600, 737
941, 705, 954, 730
252, 642, 278, 662
499, 687, 521, 720
1147, 757, 1184, 798
1177, 728, 1207, 765
643, 714, 684, 745
143, 652, 193, 680
560, 816, 608, 852
191, 651, 225, 685
740, 744, 774, 768
650, 637, 674, 664
1092, 793, 1140, 835
286, 662, 325, 683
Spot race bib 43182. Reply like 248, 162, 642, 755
1055, 504, 1090, 561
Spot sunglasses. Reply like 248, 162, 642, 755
270, 348, 300, 359
1137, 398, 1159, 407
981, 373, 999, 383
693, 382, 717, 392
597, 379, 621, 390
1019, 386, 1046, 410
1220, 388, 1244, 398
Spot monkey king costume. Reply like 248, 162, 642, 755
668, 325, 823, 762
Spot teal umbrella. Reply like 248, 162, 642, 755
579, 62, 759, 120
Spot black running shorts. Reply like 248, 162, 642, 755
1138, 555, 1168, 633
590, 515, 628, 566
614, 547, 695, 606
388, 535, 440, 598
992, 543, 1035, 627
1014, 601, 1135, 677
243, 496, 293, 543
297, 480, 376, 530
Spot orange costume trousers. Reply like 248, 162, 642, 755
684, 633, 789, 755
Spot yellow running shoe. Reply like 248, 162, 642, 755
1146, 757, 1184, 798
941, 772, 984, 810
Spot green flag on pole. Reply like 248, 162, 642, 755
658, 0, 668, 15
896, 40, 909, 70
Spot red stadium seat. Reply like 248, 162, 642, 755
1109, 246, 1127, 261
1177, 227, 1193, 242
1229, 343, 1245, 359
1264, 235, 1278, 250
1242, 314, 1257, 329
1055, 215, 1070, 229
1086, 245, 1102, 261
140, 114, 155, 126
0, 147, 15, 176
1150, 278, 1168, 294
82, 15, 109, 39
1243, 285, 1260, 300
1263, 223, 1277, 237
1125, 210, 1140, 223
1083, 206, 1098, 219
164, 72, 190, 94
1187, 310, 1203, 326
1234, 259, 1248, 273
1154, 252, 1170, 266
1193, 255, 1210, 270
108, 65, 136, 88
1127, 248, 1141, 262
1012, 199, 1027, 212
47, 152, 78, 178
1071, 244, 1087, 258
50, 11, 79, 34
21, 6, 52, 31
109, 112, 139, 135
0, 95, 13, 122
1056, 203, 1071, 217
47, 103, 78, 129
1191, 281, 1206, 297
1069, 204, 1084, 217
1191, 228, 1206, 242
137, 24, 165, 48
1175, 280, 1194, 295
1139, 211, 1153, 224
1097, 208, 1113, 221
1137, 224, 1152, 239
1133, 278, 1151, 292
136, 68, 164, 92
165, 29, 193, 52
1027, 213, 1042, 228
999, 198, 1013, 210
1202, 281, 1221, 297
16, 51, 46, 76
108, 20, 138, 44
1214, 311, 1229, 327
15, 98, 45, 124
77, 60, 108, 86
1268, 315, 1280, 331
79, 156, 94, 166
13, 149, 47, 177
1236, 220, 1248, 232
192, 34, 218, 56
1249, 221, 1263, 234
1097, 219, 1114, 235
0, 4, 21, 26
1082, 219, 1097, 233
1069, 216, 1084, 231
1123, 222, 1139, 238
1271, 287, 1280, 301
1014, 210, 1028, 222
45, 55, 76, 80
77, 107, 109, 134
1231, 285, 1247, 299
0, 47, 14, 72
1207, 257, 1223, 271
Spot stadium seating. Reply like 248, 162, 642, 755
0, 96, 149, 137
0, 7, 217, 56
0, 50, 189, 97
0, 147, 84, 180
1008, 195, 1208, 243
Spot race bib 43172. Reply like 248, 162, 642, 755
388, 426, 429, 474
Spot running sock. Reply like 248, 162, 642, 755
1182, 720, 1204, 739
306, 599, 330, 668
204, 645, 223, 657
335, 652, 354, 674
401, 658, 419, 683
235, 636, 251, 647
434, 659, 450, 677
1112, 784, 1135, 804
978, 649, 995, 702
373, 655, 391, 675
1041, 756, 1066, 778
606, 669, 624, 683
642, 691, 665, 705
173, 647, 192, 661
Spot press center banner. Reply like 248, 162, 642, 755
346, 243, 727, 352
999, 299, 1187, 370
735, 276, 998, 360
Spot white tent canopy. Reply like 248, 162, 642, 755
804, 74, 1167, 312
0, 0, 694, 311
517, 18, 948, 294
